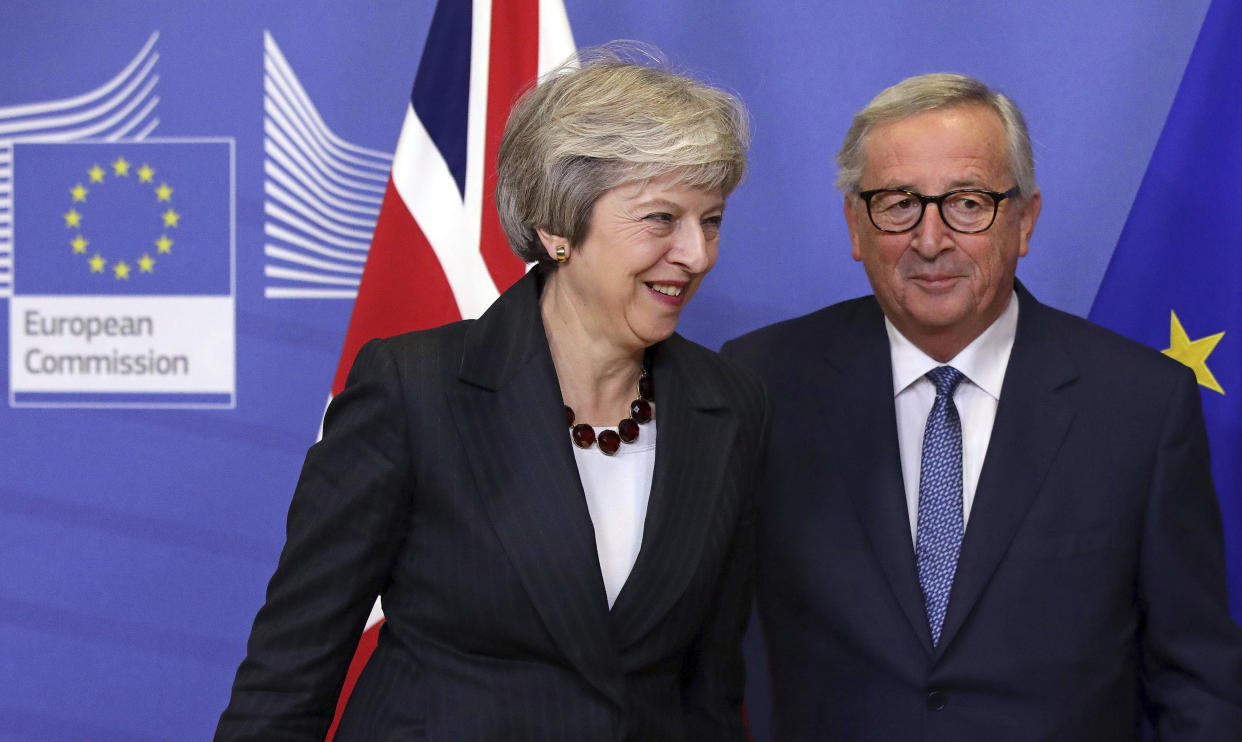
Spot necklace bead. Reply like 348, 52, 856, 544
617, 418, 640, 443
565, 370, 654, 456
570, 421, 596, 448
597, 429, 622, 455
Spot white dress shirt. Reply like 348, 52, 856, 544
886, 292, 1019, 545
572, 420, 657, 608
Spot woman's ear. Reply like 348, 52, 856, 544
536, 228, 569, 263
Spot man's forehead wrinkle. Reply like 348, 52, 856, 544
866, 152, 1003, 192
861, 109, 1011, 192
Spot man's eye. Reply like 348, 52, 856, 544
878, 197, 914, 212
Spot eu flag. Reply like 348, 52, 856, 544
1089, 0, 1242, 617
13, 140, 231, 296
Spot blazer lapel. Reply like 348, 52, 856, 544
609, 335, 736, 645
937, 286, 1078, 654
447, 270, 626, 709
827, 299, 935, 654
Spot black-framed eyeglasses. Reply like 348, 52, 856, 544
857, 187, 1019, 234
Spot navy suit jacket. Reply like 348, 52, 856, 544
722, 284, 1242, 741
216, 268, 767, 741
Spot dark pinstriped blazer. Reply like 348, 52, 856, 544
216, 267, 767, 741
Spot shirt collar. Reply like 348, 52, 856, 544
885, 290, 1019, 400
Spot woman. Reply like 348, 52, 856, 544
217, 44, 764, 741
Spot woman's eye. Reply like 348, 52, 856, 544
644, 212, 674, 223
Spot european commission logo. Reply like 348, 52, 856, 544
2, 34, 236, 409
14, 141, 231, 296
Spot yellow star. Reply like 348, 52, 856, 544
64, 209, 82, 228
70, 235, 89, 254
89, 254, 106, 273
1163, 310, 1225, 395
155, 182, 174, 202
113, 260, 131, 280
138, 164, 155, 182
88, 164, 105, 183
161, 208, 180, 228
138, 253, 155, 273
155, 234, 173, 254
70, 183, 88, 202
112, 157, 131, 177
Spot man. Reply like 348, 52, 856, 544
722, 73, 1242, 740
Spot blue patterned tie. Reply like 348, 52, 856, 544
917, 365, 965, 647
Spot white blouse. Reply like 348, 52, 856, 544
571, 420, 657, 608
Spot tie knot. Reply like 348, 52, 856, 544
925, 365, 964, 397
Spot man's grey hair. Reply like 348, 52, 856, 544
835, 73, 1036, 198
496, 41, 750, 264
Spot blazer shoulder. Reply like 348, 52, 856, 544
343, 319, 476, 390
1028, 300, 1193, 389
374, 319, 472, 356
721, 295, 877, 370
665, 332, 767, 412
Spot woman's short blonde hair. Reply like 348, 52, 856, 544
496, 42, 750, 263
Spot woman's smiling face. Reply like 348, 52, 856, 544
544, 173, 726, 353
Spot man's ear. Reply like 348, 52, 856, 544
1017, 189, 1041, 258
844, 196, 864, 262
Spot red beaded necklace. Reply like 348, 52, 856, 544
564, 370, 654, 456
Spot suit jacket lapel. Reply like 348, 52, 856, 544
937, 285, 1078, 654
828, 299, 935, 654
609, 334, 736, 645
447, 269, 626, 709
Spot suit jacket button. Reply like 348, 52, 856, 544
927, 690, 947, 711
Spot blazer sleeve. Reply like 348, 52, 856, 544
1138, 366, 1242, 738
680, 374, 768, 741
215, 339, 415, 741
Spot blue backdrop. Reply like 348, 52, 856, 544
1, 1, 1232, 740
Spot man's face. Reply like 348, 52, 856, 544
844, 104, 1040, 360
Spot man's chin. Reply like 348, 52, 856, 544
901, 296, 970, 331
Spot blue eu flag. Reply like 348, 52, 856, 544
1089, 0, 1242, 616
13, 140, 231, 296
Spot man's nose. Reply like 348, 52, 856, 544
910, 201, 954, 257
